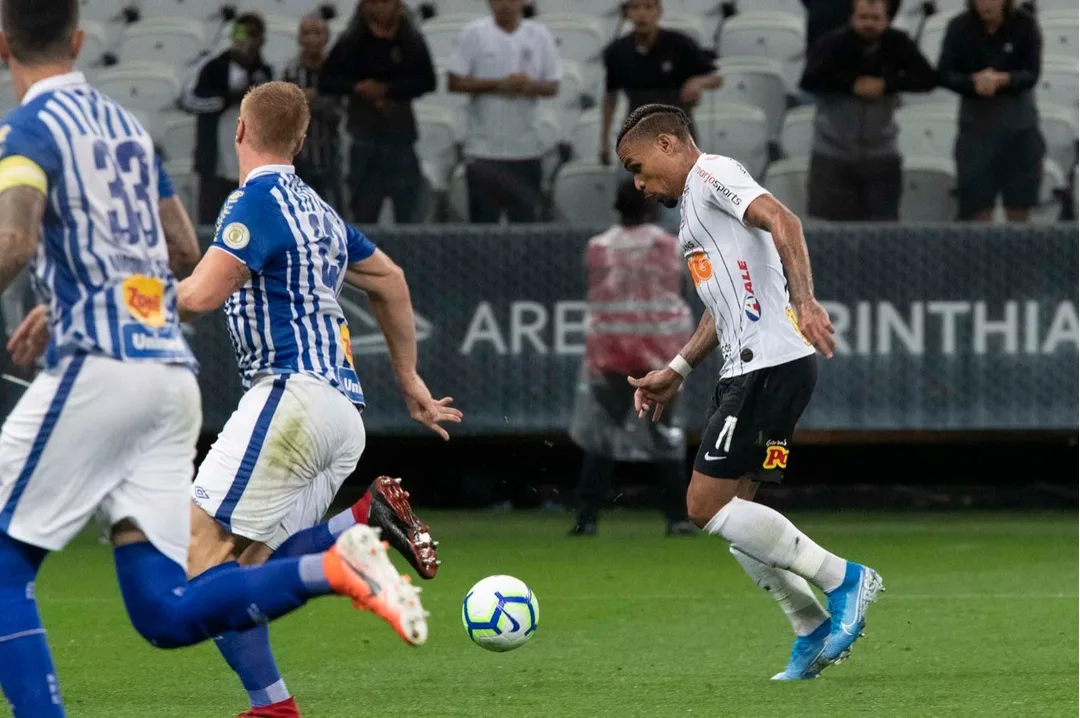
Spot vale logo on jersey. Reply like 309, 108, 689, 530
744, 295, 761, 322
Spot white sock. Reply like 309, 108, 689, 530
704, 497, 847, 593
729, 546, 829, 637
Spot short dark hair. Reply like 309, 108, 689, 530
614, 177, 652, 225
616, 103, 692, 151
236, 11, 266, 37
1, 0, 78, 65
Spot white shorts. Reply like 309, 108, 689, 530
0, 354, 201, 567
192, 373, 365, 549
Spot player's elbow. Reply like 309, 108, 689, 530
368, 262, 408, 302
0, 228, 37, 268
176, 280, 219, 318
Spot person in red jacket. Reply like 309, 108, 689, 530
568, 180, 696, 537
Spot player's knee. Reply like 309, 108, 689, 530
686, 493, 720, 529
125, 591, 193, 649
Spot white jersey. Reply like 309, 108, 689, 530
678, 153, 814, 378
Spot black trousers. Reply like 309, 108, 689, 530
197, 174, 237, 225
465, 158, 543, 223
808, 153, 902, 221
574, 454, 688, 524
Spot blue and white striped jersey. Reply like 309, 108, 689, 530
0, 72, 194, 370
210, 165, 375, 406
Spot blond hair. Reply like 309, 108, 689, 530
239, 81, 311, 157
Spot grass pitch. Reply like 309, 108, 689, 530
17, 511, 1079, 717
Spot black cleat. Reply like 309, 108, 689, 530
366, 477, 439, 580
568, 520, 597, 536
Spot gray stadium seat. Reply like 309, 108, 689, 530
918, 10, 962, 65
1037, 57, 1080, 123
81, 0, 134, 25
136, 0, 226, 23
553, 161, 618, 224
537, 0, 621, 19
542, 15, 605, 65
76, 20, 110, 69
734, 0, 806, 18
895, 104, 957, 160
117, 19, 206, 68
415, 106, 462, 190
762, 156, 809, 217
96, 64, 182, 113
415, 60, 469, 115
1031, 159, 1068, 224
1040, 105, 1079, 180
571, 109, 617, 162
421, 15, 473, 61
259, 0, 340, 18
696, 103, 770, 178
159, 112, 197, 164
779, 104, 815, 159
658, 13, 710, 48
899, 156, 957, 222
163, 159, 198, 216
1039, 11, 1079, 60
556, 59, 588, 139
709, 56, 787, 138
719, 12, 805, 92
899, 88, 959, 111
446, 163, 469, 221
261, 17, 302, 72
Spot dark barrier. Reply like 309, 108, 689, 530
184, 223, 1078, 436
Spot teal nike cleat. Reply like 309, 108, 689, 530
817, 562, 885, 669
771, 620, 831, 680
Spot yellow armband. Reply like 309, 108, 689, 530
0, 155, 47, 194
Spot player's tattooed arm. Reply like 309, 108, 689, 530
159, 195, 201, 279
680, 309, 720, 368
176, 248, 251, 322
743, 194, 837, 358
0, 186, 46, 295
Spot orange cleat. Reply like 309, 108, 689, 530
322, 525, 428, 646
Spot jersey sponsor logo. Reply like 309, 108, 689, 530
340, 324, 355, 367
744, 295, 761, 322
763, 445, 789, 470
122, 324, 187, 357
123, 275, 165, 327
736, 260, 755, 294
786, 306, 810, 345
687, 251, 713, 286
222, 222, 250, 250
695, 165, 741, 206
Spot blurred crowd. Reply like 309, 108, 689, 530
175, 0, 1074, 225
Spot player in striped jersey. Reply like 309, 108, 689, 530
0, 4, 426, 716
176, 81, 460, 717
616, 104, 883, 681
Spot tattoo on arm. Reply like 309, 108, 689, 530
0, 186, 46, 295
679, 310, 720, 368
159, 196, 201, 278
745, 196, 815, 305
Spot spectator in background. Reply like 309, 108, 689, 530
799, 0, 936, 221
320, 0, 436, 224
802, 0, 900, 52
182, 12, 272, 224
939, 0, 1044, 222
568, 180, 695, 538
448, 0, 560, 223
283, 13, 345, 211
600, 0, 720, 167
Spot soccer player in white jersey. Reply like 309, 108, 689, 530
174, 81, 461, 717
0, 4, 427, 716
616, 104, 884, 680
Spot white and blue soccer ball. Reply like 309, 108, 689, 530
461, 575, 539, 652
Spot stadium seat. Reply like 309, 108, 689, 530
1039, 11, 1079, 59
135, 0, 213, 21
899, 88, 959, 111
77, 21, 110, 69
779, 104, 815, 159
421, 15, 473, 61
1030, 159, 1068, 224
536, 0, 621, 19
261, 17, 302, 72
918, 10, 962, 65
552, 161, 618, 224
446, 163, 469, 221
696, 103, 769, 178
80, 0, 134, 25
259, 0, 340, 18
899, 156, 957, 222
733, 0, 806, 18
542, 15, 606, 65
895, 104, 957, 160
718, 12, 805, 92
556, 60, 588, 138
572, 109, 618, 162
659, 13, 710, 48
709, 56, 787, 139
1040, 105, 1079, 180
415, 106, 462, 189
163, 159, 198, 216
415, 60, 469, 115
96, 65, 182, 113
665, 0, 726, 15
117, 19, 207, 69
762, 156, 809, 216
158, 112, 197, 164
1036, 57, 1080, 123
1036, 0, 1080, 11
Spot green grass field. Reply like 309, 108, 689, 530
14, 511, 1079, 717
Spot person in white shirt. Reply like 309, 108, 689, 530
447, 0, 560, 223
615, 103, 882, 682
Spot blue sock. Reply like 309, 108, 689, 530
270, 507, 357, 560
0, 532, 63, 717
193, 563, 290, 708
115, 542, 331, 649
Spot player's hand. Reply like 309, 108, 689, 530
679, 77, 705, 105
853, 76, 885, 99
972, 69, 1000, 97
627, 367, 683, 423
6, 304, 49, 369
503, 73, 531, 95
400, 373, 463, 441
794, 298, 836, 359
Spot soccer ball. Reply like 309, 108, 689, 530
461, 575, 539, 652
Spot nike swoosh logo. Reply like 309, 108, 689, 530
703, 453, 726, 461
